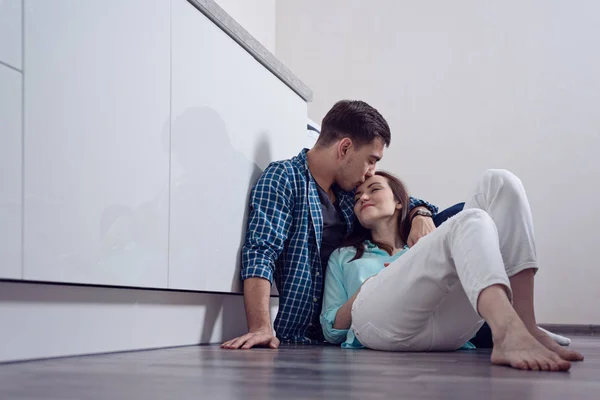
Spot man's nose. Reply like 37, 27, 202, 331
367, 164, 377, 177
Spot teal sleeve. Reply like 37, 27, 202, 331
320, 250, 350, 344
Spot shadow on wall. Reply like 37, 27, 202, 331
169, 106, 269, 290
169, 107, 272, 341
91, 107, 273, 344
234, 132, 275, 293
12, 107, 274, 348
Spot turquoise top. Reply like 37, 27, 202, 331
320, 241, 476, 350
320, 241, 409, 348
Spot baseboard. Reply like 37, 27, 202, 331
0, 280, 278, 363
539, 324, 599, 336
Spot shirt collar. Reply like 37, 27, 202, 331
297, 148, 310, 172
364, 240, 409, 253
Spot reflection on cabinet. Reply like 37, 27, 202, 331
0, 0, 22, 70
12, 0, 308, 292
23, 0, 171, 288
168, 0, 308, 292
0, 65, 22, 279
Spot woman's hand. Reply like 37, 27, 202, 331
407, 215, 436, 247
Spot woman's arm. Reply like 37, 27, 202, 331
320, 251, 353, 344
332, 289, 362, 330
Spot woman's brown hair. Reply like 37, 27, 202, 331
343, 171, 411, 261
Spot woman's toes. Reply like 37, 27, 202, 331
526, 359, 540, 371
548, 360, 560, 372
567, 350, 584, 361
512, 359, 528, 370
533, 329, 584, 362
557, 348, 582, 362
539, 359, 550, 372
551, 354, 571, 371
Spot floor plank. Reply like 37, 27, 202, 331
0, 335, 598, 399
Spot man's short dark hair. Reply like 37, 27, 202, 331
317, 100, 391, 148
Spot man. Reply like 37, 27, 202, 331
222, 100, 438, 349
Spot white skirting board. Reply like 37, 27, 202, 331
0, 281, 278, 363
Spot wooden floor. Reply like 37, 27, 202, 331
1, 335, 599, 399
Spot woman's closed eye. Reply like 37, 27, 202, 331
354, 188, 380, 203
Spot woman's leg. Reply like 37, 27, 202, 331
434, 203, 495, 348
351, 209, 569, 371
477, 284, 568, 371
464, 170, 583, 361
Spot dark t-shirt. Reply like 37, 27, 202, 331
304, 184, 348, 341
316, 184, 347, 273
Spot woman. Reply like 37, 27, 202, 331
321, 169, 584, 371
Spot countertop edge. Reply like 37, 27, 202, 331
187, 0, 313, 102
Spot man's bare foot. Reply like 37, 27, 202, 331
491, 318, 571, 371
530, 327, 584, 362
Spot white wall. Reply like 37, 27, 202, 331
277, 0, 600, 324
215, 0, 275, 53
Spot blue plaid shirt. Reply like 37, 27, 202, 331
241, 149, 438, 344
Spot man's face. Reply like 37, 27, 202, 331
336, 139, 385, 191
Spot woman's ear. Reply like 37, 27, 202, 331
395, 202, 403, 210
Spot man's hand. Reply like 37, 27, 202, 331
221, 328, 280, 350
407, 215, 436, 247
221, 278, 278, 350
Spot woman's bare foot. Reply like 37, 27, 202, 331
491, 317, 571, 371
530, 327, 584, 362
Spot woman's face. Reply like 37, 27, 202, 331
353, 175, 402, 229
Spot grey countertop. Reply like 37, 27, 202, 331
187, 0, 313, 102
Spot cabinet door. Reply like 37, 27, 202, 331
23, 0, 171, 288
0, 0, 21, 70
169, 0, 308, 292
0, 66, 22, 279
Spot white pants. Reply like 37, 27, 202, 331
351, 169, 538, 351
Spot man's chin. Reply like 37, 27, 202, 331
343, 183, 358, 192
